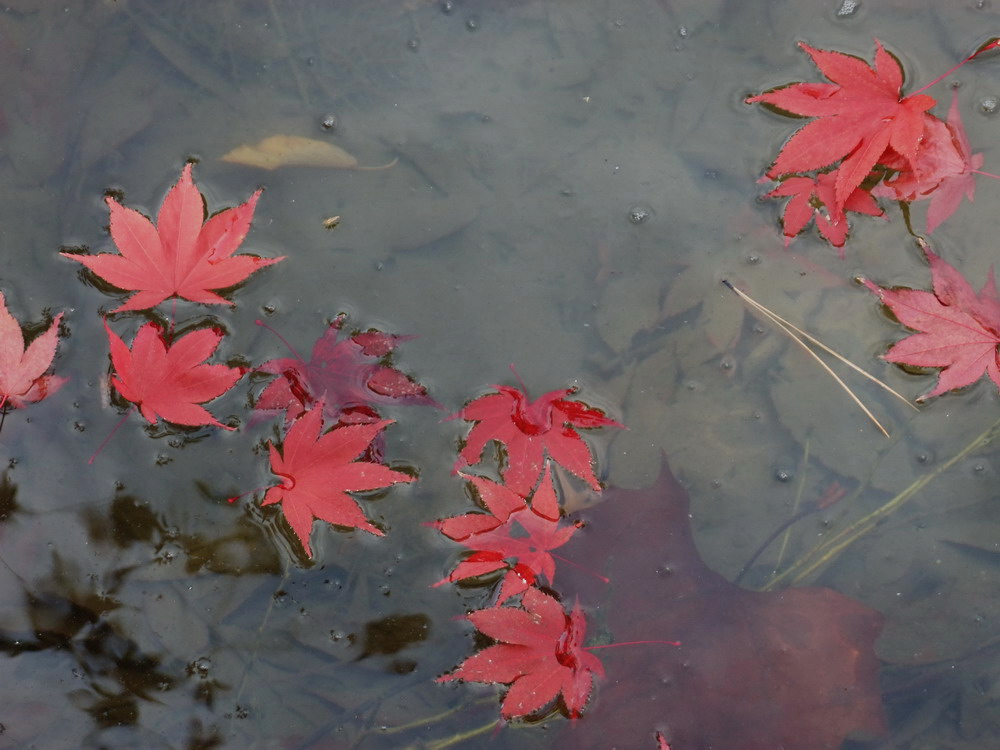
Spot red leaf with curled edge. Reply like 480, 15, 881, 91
431, 465, 578, 601
438, 586, 604, 720
105, 321, 243, 428
557, 455, 885, 750
61, 164, 283, 312
765, 168, 883, 251
746, 39, 935, 210
863, 242, 1000, 400
255, 314, 441, 429
452, 382, 623, 498
0, 292, 65, 410
261, 403, 414, 558
876, 93, 986, 233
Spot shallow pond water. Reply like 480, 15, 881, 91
2, 1, 1000, 748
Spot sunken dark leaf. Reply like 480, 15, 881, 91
558, 455, 886, 750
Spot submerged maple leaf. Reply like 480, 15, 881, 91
105, 321, 243, 428
863, 243, 1000, 400
453, 383, 623, 498
255, 314, 440, 428
765, 168, 883, 250
432, 466, 578, 601
876, 94, 986, 233
439, 586, 604, 719
747, 39, 935, 210
262, 404, 414, 557
0, 292, 65, 410
62, 164, 283, 312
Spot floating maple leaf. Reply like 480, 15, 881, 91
438, 586, 604, 719
863, 243, 1000, 400
453, 382, 623, 498
62, 164, 283, 312
746, 39, 935, 211
432, 466, 578, 602
105, 321, 243, 428
0, 292, 64, 410
255, 314, 440, 429
765, 168, 883, 251
262, 404, 414, 557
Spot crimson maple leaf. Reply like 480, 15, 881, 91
432, 466, 577, 601
876, 94, 985, 233
765, 168, 883, 251
255, 314, 440, 428
105, 321, 243, 428
62, 164, 283, 312
747, 39, 935, 210
262, 404, 414, 557
438, 586, 604, 719
863, 243, 1000, 400
0, 292, 65, 410
453, 383, 623, 498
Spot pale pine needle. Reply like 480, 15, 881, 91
722, 280, 917, 438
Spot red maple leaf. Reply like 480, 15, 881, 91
262, 404, 414, 557
255, 314, 440, 428
438, 586, 604, 719
105, 321, 243, 428
747, 39, 935, 210
863, 242, 1000, 400
0, 292, 65, 410
432, 466, 577, 601
453, 383, 623, 498
765, 168, 883, 251
876, 93, 986, 233
62, 164, 283, 313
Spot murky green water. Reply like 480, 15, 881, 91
2, 1, 1000, 747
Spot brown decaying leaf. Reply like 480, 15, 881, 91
221, 135, 397, 171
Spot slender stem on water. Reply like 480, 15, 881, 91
972, 169, 1000, 181
551, 553, 610, 583
585, 639, 680, 650
763, 414, 1000, 590
256, 319, 304, 361
88, 407, 135, 464
909, 40, 1000, 97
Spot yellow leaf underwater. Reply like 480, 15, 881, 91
221, 135, 397, 171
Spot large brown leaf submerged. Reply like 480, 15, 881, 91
559, 456, 886, 749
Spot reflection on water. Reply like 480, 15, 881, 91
1, 0, 1000, 747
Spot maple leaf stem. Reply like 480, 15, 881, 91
550, 552, 610, 583
584, 639, 681, 650
910, 40, 1000, 97
88, 407, 134, 465
0, 399, 7, 434
256, 319, 305, 361
971, 169, 1000, 181
507, 363, 531, 397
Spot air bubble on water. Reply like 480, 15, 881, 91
628, 204, 652, 225
678, 25, 689, 38
775, 468, 793, 483
980, 96, 998, 115
836, 0, 859, 16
